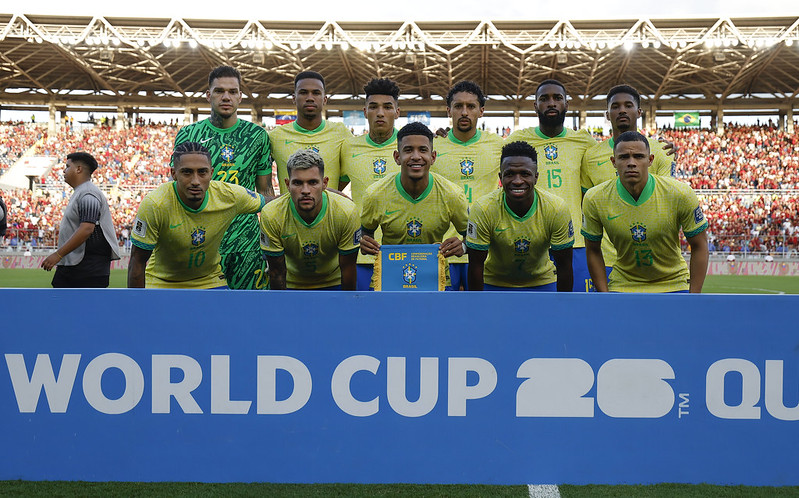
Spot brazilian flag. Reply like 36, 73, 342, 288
674, 112, 700, 128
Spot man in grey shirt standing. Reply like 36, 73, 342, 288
41, 152, 120, 287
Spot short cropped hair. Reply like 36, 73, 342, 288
535, 79, 567, 97
172, 142, 212, 165
209, 66, 241, 88
397, 122, 434, 147
501, 141, 538, 164
364, 78, 400, 100
66, 151, 99, 173
287, 148, 325, 177
607, 84, 640, 108
295, 71, 325, 90
614, 131, 650, 152
446, 80, 486, 107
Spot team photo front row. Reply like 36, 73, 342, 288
43, 125, 708, 293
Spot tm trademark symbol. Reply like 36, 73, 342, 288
678, 393, 690, 418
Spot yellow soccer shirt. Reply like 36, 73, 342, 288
131, 181, 266, 288
581, 175, 708, 293
466, 188, 574, 287
269, 120, 352, 192
361, 172, 469, 246
506, 126, 596, 247
339, 130, 400, 265
260, 191, 360, 289
433, 129, 504, 264
581, 136, 676, 267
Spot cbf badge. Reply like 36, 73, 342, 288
373, 244, 445, 291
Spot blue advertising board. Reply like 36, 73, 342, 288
1, 289, 798, 484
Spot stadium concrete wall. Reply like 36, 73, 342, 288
1, 290, 797, 485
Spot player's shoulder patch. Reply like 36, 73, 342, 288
260, 232, 270, 248
133, 217, 147, 238
467, 220, 477, 239
568, 220, 574, 238
353, 227, 362, 245
693, 206, 705, 224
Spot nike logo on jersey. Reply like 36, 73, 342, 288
598, 159, 611, 166
352, 151, 373, 158
385, 209, 401, 216
495, 227, 510, 232
281, 233, 297, 239
199, 138, 214, 144
607, 214, 622, 220
169, 223, 182, 229
285, 140, 296, 145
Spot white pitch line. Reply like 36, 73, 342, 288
528, 484, 561, 498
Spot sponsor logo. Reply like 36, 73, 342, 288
385, 209, 401, 216
169, 222, 182, 229
607, 214, 622, 220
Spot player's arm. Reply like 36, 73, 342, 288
256, 173, 275, 202
585, 239, 607, 292
687, 230, 709, 293
41, 222, 95, 271
442, 187, 469, 257
266, 254, 287, 290
127, 245, 152, 288
466, 247, 487, 291
339, 251, 357, 290
440, 236, 465, 258
658, 136, 679, 157
360, 227, 380, 255
552, 247, 574, 292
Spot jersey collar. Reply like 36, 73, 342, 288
289, 190, 328, 228
394, 172, 433, 204
534, 126, 567, 140
366, 128, 398, 147
447, 129, 481, 146
173, 181, 209, 213
204, 118, 240, 134
503, 189, 538, 221
292, 120, 326, 134
616, 174, 656, 206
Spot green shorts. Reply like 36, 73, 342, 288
220, 251, 269, 290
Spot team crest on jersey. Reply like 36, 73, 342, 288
220, 144, 235, 163
402, 263, 418, 284
373, 158, 387, 175
630, 223, 647, 243
302, 241, 319, 257
544, 144, 558, 161
191, 227, 206, 246
514, 237, 530, 254
694, 206, 705, 224
460, 158, 475, 177
406, 217, 423, 238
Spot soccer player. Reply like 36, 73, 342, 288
582, 84, 677, 280
360, 122, 469, 288
582, 131, 709, 293
173, 65, 273, 290
260, 149, 360, 290
466, 141, 573, 291
269, 71, 352, 192
433, 80, 504, 290
40, 152, 120, 288
339, 78, 402, 290
507, 79, 597, 292
128, 142, 266, 289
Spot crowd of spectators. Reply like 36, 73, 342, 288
1, 121, 798, 256
0, 123, 45, 176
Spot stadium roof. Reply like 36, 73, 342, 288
2, 14, 799, 116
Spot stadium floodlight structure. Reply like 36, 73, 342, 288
1, 13, 799, 120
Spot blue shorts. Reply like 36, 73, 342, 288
551, 247, 591, 292
449, 263, 468, 291
356, 264, 374, 291
484, 282, 557, 292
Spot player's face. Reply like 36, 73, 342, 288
611, 140, 653, 189
206, 76, 242, 119
499, 156, 538, 202
63, 159, 79, 188
534, 84, 568, 128
447, 91, 484, 134
293, 78, 327, 120
364, 94, 399, 136
286, 166, 329, 214
394, 134, 436, 182
607, 93, 641, 133
171, 153, 212, 209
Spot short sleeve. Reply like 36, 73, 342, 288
580, 189, 603, 242
679, 185, 708, 238
259, 205, 284, 257
256, 128, 272, 176
360, 186, 381, 232
465, 200, 491, 251
652, 143, 676, 178
77, 194, 102, 224
338, 202, 361, 255
549, 199, 575, 250
233, 185, 266, 214
131, 195, 160, 250
450, 188, 469, 235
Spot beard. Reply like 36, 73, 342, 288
537, 109, 566, 128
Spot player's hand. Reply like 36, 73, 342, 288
360, 235, 380, 255
41, 253, 60, 271
659, 137, 679, 158
434, 127, 450, 138
439, 237, 464, 257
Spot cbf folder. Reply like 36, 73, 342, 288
373, 244, 446, 291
